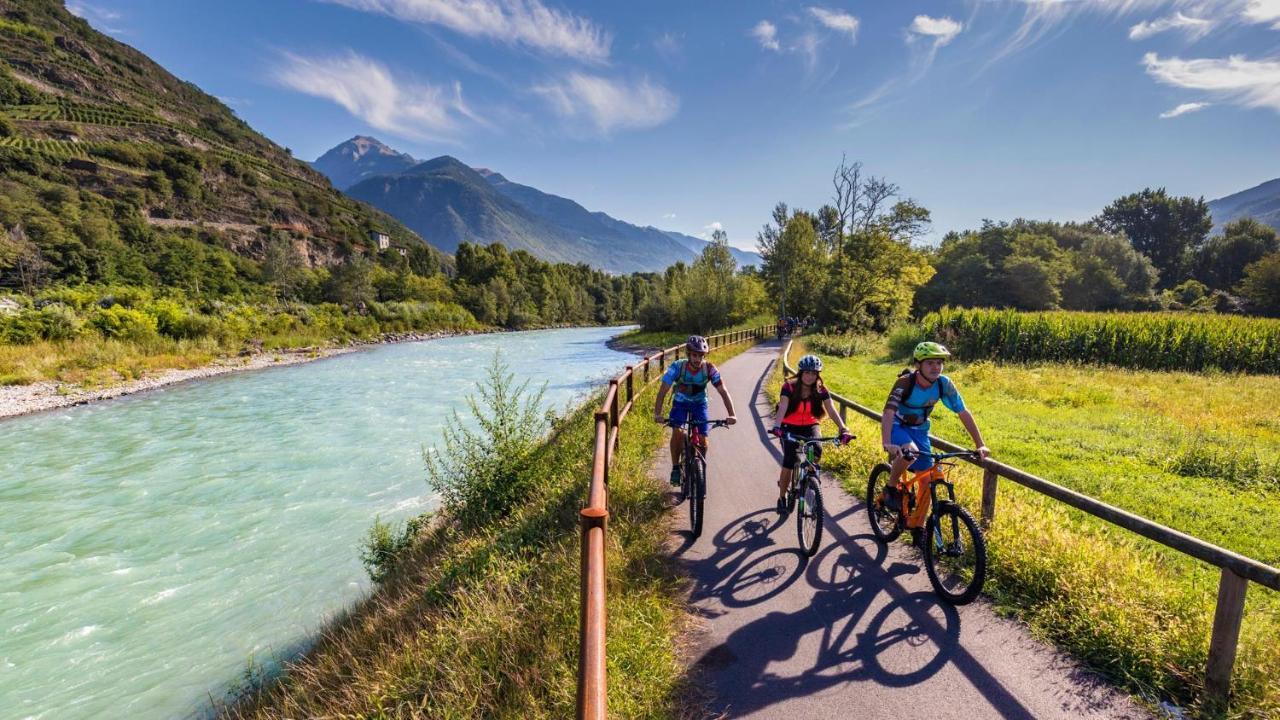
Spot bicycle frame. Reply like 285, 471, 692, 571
893, 455, 965, 530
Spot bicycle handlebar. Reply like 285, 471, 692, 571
899, 448, 979, 461
664, 418, 733, 429
775, 431, 852, 446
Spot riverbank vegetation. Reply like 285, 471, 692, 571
785, 338, 1280, 718
220, 340, 759, 718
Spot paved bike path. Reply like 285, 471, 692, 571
663, 341, 1149, 719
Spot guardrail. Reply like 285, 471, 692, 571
577, 325, 774, 719
781, 340, 1280, 710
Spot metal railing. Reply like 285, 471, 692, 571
782, 340, 1280, 709
577, 325, 773, 719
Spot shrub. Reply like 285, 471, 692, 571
886, 323, 927, 360
359, 515, 429, 584
90, 305, 158, 341
36, 303, 82, 340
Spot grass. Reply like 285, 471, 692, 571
215, 334, 761, 718
611, 315, 772, 353
787, 338, 1280, 718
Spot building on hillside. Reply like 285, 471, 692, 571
370, 230, 390, 250
394, 245, 408, 257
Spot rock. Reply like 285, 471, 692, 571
0, 297, 21, 316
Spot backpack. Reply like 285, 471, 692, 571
894, 369, 951, 425
675, 359, 717, 397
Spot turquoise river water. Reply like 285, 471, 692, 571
0, 326, 638, 719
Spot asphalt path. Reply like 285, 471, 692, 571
662, 341, 1150, 720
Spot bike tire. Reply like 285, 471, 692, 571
866, 463, 902, 543
923, 503, 987, 605
796, 472, 824, 557
689, 457, 706, 538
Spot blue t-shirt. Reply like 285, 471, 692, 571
663, 359, 722, 405
888, 373, 965, 429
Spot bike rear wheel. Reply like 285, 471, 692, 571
688, 456, 706, 538
923, 504, 986, 605
795, 471, 823, 557
866, 463, 902, 543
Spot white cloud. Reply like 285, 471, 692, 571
697, 221, 724, 239
1160, 101, 1211, 117
1129, 12, 1214, 40
1144, 52, 1280, 112
322, 0, 610, 62
751, 20, 781, 51
662, 213, 677, 220
1244, 0, 1280, 28
654, 31, 682, 63
534, 73, 678, 134
909, 15, 963, 45
66, 1, 120, 21
808, 7, 860, 43
274, 51, 478, 142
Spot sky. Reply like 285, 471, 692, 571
67, 0, 1280, 251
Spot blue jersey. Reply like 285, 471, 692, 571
886, 373, 965, 430
663, 359, 722, 405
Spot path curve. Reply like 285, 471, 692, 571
663, 341, 1150, 719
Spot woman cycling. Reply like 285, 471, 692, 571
769, 354, 852, 514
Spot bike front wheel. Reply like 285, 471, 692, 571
688, 457, 706, 538
866, 463, 902, 543
795, 472, 823, 557
923, 504, 986, 605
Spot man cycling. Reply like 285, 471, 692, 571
881, 341, 991, 541
654, 335, 738, 485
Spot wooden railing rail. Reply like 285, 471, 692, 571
781, 340, 1280, 709
577, 325, 773, 719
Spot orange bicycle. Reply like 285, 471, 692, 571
867, 448, 987, 605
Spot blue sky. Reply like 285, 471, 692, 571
69, 0, 1280, 250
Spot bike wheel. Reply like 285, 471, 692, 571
795, 473, 824, 557
866, 463, 902, 543
688, 457, 706, 538
923, 504, 987, 605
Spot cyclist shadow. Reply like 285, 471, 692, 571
674, 508, 805, 618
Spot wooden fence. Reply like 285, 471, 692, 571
781, 340, 1280, 710
577, 325, 774, 719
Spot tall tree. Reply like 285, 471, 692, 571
1094, 188, 1211, 289
1194, 218, 1280, 291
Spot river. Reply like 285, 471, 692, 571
0, 326, 637, 719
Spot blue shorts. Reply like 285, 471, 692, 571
668, 400, 709, 435
891, 423, 934, 472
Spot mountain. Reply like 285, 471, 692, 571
1209, 178, 1280, 233
317, 137, 761, 273
0, 0, 444, 274
312, 136, 418, 192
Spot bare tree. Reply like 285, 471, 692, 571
1, 225, 49, 294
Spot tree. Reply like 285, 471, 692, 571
323, 255, 376, 307
1237, 253, 1280, 317
1194, 218, 1280, 291
1095, 188, 1211, 289
0, 224, 50, 293
260, 236, 307, 300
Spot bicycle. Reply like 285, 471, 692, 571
866, 448, 987, 605
775, 431, 850, 557
667, 418, 732, 538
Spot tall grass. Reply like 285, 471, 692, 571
922, 308, 1280, 374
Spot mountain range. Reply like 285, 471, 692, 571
1208, 177, 1280, 233
314, 136, 762, 274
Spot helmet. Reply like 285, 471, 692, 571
686, 335, 710, 353
913, 341, 951, 362
797, 354, 823, 372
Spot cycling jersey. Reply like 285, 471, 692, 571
886, 373, 965, 430
663, 359, 722, 405
780, 381, 828, 426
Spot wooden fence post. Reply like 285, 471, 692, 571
1205, 568, 1249, 710
626, 367, 634, 406
981, 469, 998, 527
839, 402, 848, 424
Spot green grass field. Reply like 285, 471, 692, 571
791, 339, 1280, 718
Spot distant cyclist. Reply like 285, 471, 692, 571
654, 335, 738, 485
881, 341, 991, 540
769, 354, 853, 513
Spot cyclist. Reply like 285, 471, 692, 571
881, 341, 990, 542
769, 354, 853, 514
654, 335, 738, 486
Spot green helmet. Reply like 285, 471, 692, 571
913, 341, 951, 362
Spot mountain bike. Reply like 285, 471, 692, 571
866, 448, 987, 605
777, 432, 849, 557
668, 418, 732, 538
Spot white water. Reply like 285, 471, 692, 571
0, 327, 636, 719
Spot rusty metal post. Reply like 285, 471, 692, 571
609, 379, 619, 429
1205, 568, 1248, 710
981, 469, 999, 527
577, 506, 609, 719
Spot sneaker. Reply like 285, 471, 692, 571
883, 484, 901, 510
910, 527, 924, 548
669, 467, 682, 486
776, 496, 788, 514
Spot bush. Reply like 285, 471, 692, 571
359, 515, 428, 584
36, 303, 81, 340
886, 323, 927, 360
90, 305, 158, 341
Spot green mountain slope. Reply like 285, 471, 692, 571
0, 0, 446, 287
1209, 177, 1280, 233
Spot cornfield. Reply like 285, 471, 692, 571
921, 308, 1280, 374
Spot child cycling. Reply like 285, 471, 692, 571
654, 335, 738, 485
881, 341, 991, 541
769, 354, 853, 514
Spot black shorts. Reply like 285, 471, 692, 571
781, 424, 820, 469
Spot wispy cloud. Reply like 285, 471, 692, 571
534, 73, 678, 134
1159, 101, 1211, 117
849, 15, 964, 118
808, 7, 860, 43
321, 0, 610, 62
1244, 0, 1280, 28
698, 221, 723, 239
654, 31, 683, 64
1129, 11, 1214, 39
751, 20, 781, 51
66, 1, 125, 33
662, 213, 677, 220
909, 15, 963, 46
1144, 52, 1280, 112
274, 51, 480, 142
